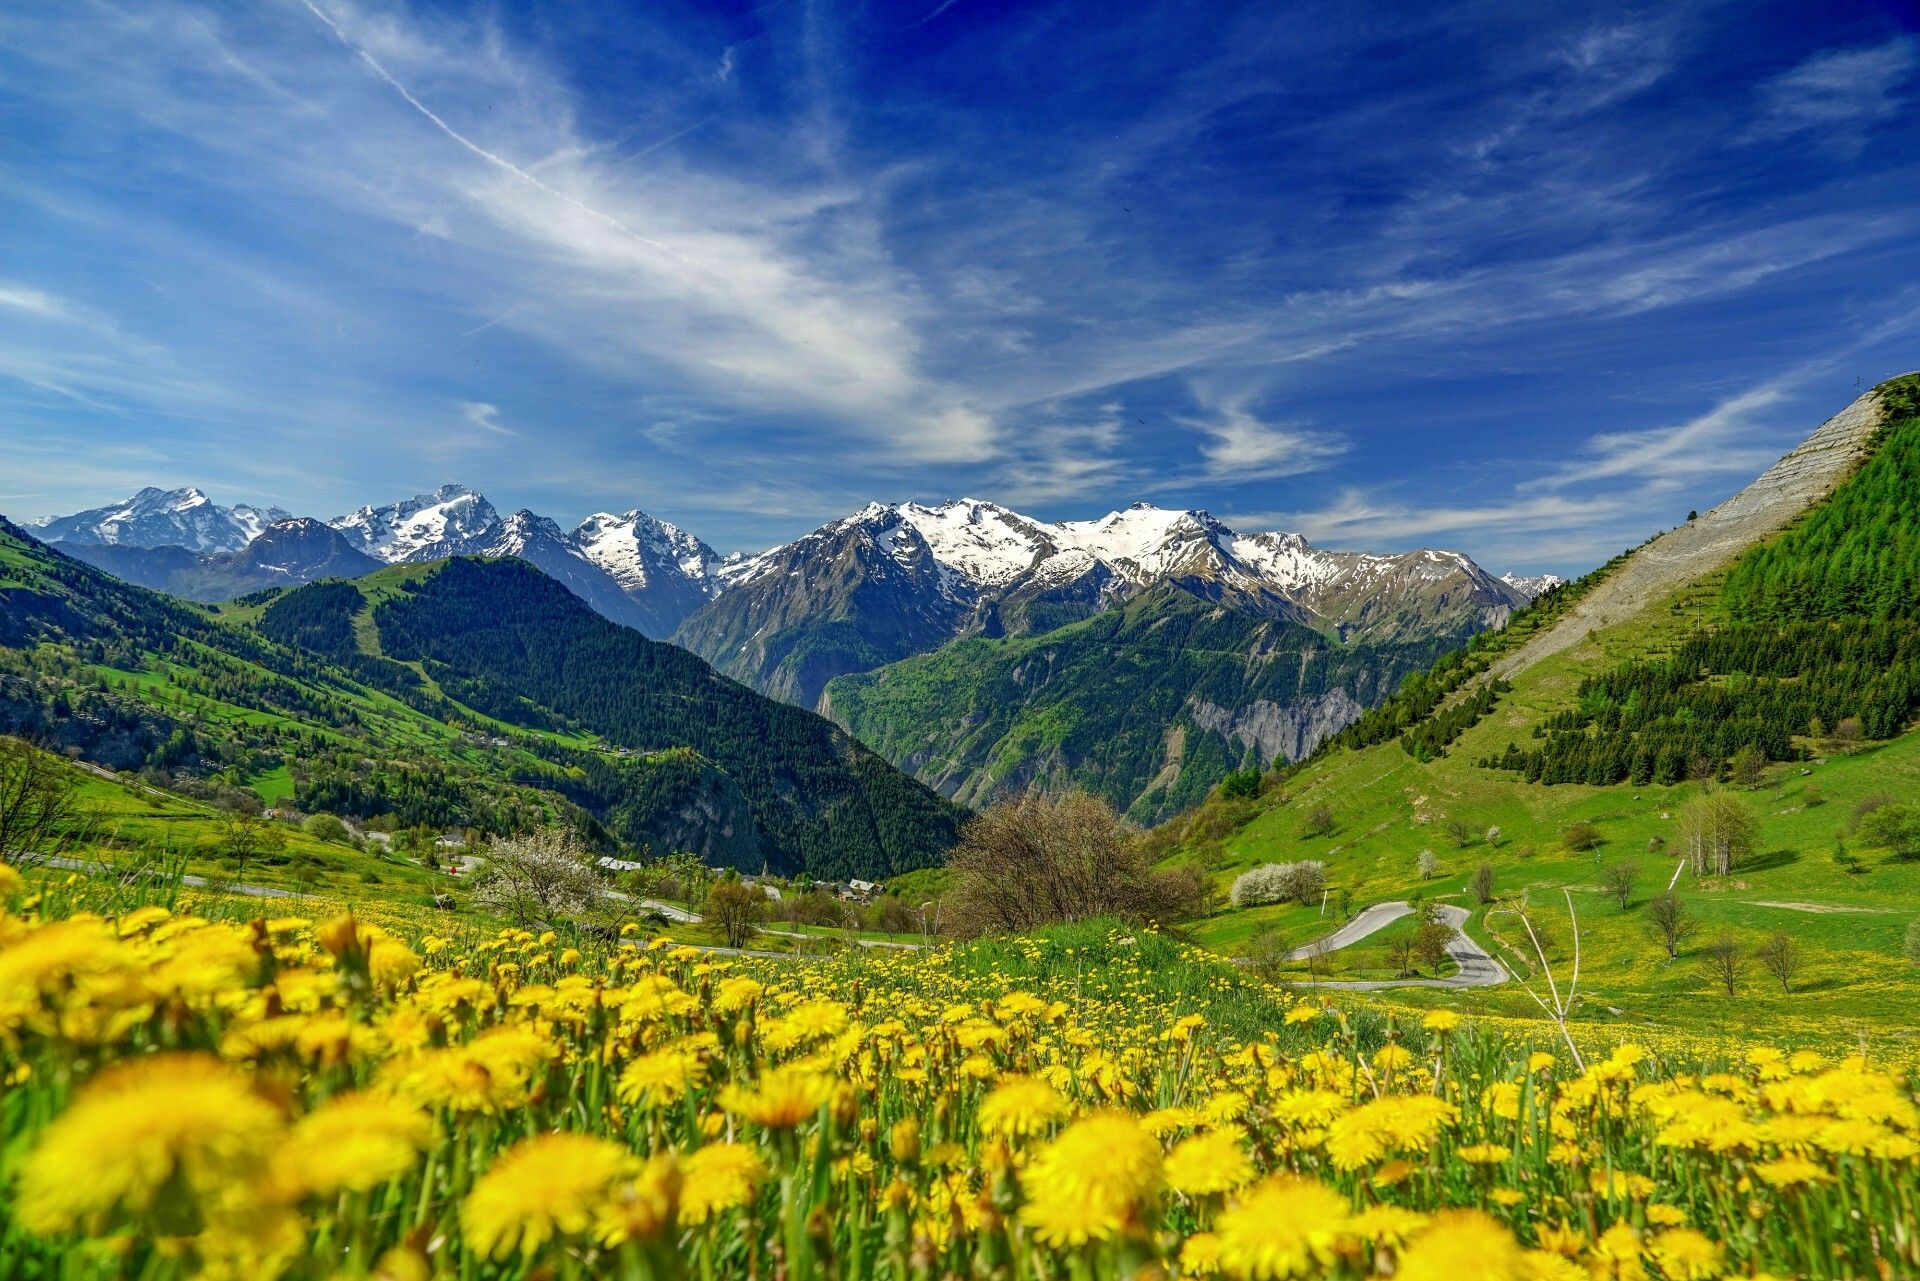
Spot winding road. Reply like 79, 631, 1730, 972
1269, 901, 1509, 991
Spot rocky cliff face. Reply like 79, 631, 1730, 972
1185, 689, 1367, 767
823, 588, 1450, 823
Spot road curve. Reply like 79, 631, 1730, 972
1284, 901, 1413, 960
1256, 901, 1509, 991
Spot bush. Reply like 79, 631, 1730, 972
1217, 769, 1261, 801
1229, 860, 1327, 908
1854, 802, 1920, 860
1562, 820, 1604, 852
944, 791, 1202, 937
303, 813, 350, 843
1298, 805, 1336, 839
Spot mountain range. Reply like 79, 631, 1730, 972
24, 484, 1559, 818
0, 518, 959, 878
29, 487, 1555, 660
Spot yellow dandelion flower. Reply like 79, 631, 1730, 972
679, 1143, 765, 1224
1348, 1203, 1429, 1248
1421, 1010, 1462, 1034
1398, 1209, 1526, 1281
1648, 1228, 1721, 1281
1214, 1175, 1349, 1279
1019, 1112, 1162, 1246
461, 1132, 635, 1259
1753, 1155, 1831, 1189
595, 1153, 681, 1245
979, 1075, 1070, 1138
719, 1065, 835, 1128
617, 1045, 706, 1108
278, 1091, 434, 1197
1166, 1127, 1256, 1196
16, 1053, 283, 1235
1181, 1231, 1224, 1275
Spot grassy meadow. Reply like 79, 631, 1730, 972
1, 866, 1916, 1280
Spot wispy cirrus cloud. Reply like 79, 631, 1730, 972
1753, 37, 1916, 138
3, 1, 1917, 563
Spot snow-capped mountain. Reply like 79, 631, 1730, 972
52, 517, 376, 602
673, 498, 1541, 708
29, 487, 289, 555
32, 485, 1554, 662
329, 484, 504, 563
326, 487, 728, 637
1500, 571, 1567, 598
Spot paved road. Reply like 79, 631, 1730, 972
1262, 901, 1509, 991
1284, 901, 1413, 960
41, 855, 299, 899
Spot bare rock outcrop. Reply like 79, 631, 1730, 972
1493, 387, 1889, 680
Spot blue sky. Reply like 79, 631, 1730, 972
1, 0, 1916, 574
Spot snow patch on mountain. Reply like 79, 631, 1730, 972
1499, 571, 1566, 600
30, 487, 290, 555
575, 510, 725, 597
329, 484, 503, 562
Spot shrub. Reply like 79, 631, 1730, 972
1298, 805, 1335, 839
1229, 860, 1327, 907
945, 791, 1201, 937
1562, 820, 1604, 852
303, 812, 350, 843
1217, 769, 1261, 801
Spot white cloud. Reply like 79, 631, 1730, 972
1525, 383, 1792, 492
459, 400, 512, 435
1240, 490, 1625, 548
0, 284, 72, 319
1186, 400, 1346, 482
1756, 37, 1915, 135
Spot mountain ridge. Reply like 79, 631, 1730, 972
0, 520, 961, 878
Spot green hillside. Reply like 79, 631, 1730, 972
0, 525, 960, 879
1159, 376, 1920, 1044
824, 586, 1459, 823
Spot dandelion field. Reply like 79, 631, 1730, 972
0, 868, 1915, 1280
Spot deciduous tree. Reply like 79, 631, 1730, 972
1646, 891, 1697, 960
1755, 930, 1803, 994
1676, 793, 1757, 877
0, 737, 81, 868
1601, 862, 1639, 910
944, 790, 1200, 937
1701, 930, 1744, 996
471, 827, 604, 924
705, 879, 765, 949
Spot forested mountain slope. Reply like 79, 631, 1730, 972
824, 586, 1457, 822
0, 524, 959, 878
1156, 376, 1920, 1039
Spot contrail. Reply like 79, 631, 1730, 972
296, 0, 676, 259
